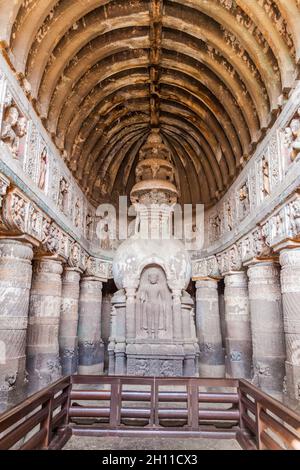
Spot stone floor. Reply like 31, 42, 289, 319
64, 436, 241, 450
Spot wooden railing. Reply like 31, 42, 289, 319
237, 380, 300, 451
0, 376, 299, 450
0, 377, 71, 450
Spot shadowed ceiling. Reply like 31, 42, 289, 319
0, 0, 299, 206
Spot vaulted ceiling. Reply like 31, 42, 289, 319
1, 0, 299, 206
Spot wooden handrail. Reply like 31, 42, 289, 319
0, 375, 299, 451
238, 379, 300, 450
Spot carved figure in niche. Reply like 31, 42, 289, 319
226, 201, 233, 231
290, 110, 300, 160
38, 147, 48, 191
239, 183, 250, 219
86, 213, 93, 241
211, 214, 221, 241
1, 104, 27, 158
98, 211, 114, 250
290, 200, 300, 235
262, 156, 270, 196
139, 267, 167, 339
74, 199, 81, 228
284, 109, 300, 163
58, 178, 69, 214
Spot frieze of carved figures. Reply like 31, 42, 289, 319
2, 189, 28, 233
86, 256, 111, 280
260, 193, 300, 249
192, 256, 220, 279
0, 97, 27, 160
28, 204, 42, 240
42, 221, 60, 254
0, 174, 9, 207
68, 242, 86, 272
237, 227, 270, 264
283, 108, 300, 164
216, 244, 242, 275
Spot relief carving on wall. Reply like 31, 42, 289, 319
1, 98, 27, 160
283, 108, 300, 164
136, 266, 172, 340
239, 181, 250, 220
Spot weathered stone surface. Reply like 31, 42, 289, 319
26, 258, 63, 394
0, 240, 33, 411
59, 268, 81, 375
280, 249, 300, 403
224, 272, 252, 379
196, 279, 225, 378
248, 262, 285, 398
78, 277, 103, 375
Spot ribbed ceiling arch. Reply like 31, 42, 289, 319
1, 0, 299, 206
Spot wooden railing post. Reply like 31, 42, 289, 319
40, 394, 54, 449
188, 379, 199, 431
255, 401, 264, 450
109, 379, 121, 428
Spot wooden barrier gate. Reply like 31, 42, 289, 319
0, 376, 299, 450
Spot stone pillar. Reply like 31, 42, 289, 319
0, 240, 33, 411
224, 271, 252, 379
59, 268, 81, 375
172, 288, 183, 341
27, 258, 63, 394
248, 261, 285, 397
78, 277, 103, 375
125, 287, 136, 341
196, 279, 225, 377
280, 249, 300, 402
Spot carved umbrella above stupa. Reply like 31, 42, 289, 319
110, 129, 198, 377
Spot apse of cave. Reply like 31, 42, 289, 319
0, 0, 300, 453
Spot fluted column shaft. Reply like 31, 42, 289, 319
280, 249, 300, 402
59, 268, 81, 375
196, 279, 225, 377
248, 262, 285, 397
27, 258, 63, 393
78, 277, 103, 374
224, 272, 252, 379
0, 240, 33, 411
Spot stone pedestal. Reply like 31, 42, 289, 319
27, 258, 63, 394
224, 272, 252, 379
196, 279, 225, 377
59, 268, 81, 375
78, 277, 103, 375
248, 261, 285, 397
280, 249, 300, 402
0, 240, 33, 411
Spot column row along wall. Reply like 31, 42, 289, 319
193, 191, 300, 406
0, 238, 105, 412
